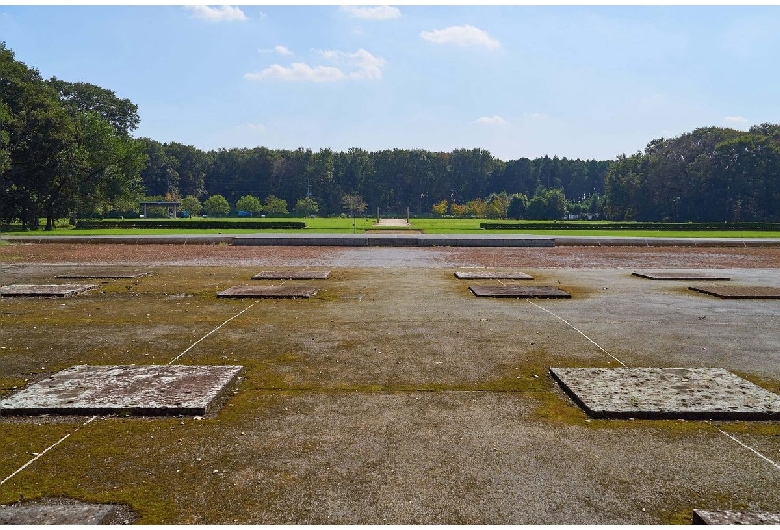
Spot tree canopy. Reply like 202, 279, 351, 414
0, 42, 146, 228
604, 126, 780, 222
203, 194, 230, 217
134, 139, 610, 219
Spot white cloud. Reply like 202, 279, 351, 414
317, 48, 386, 80
475, 115, 506, 125
245, 63, 346, 83
243, 123, 266, 131
259, 45, 293, 56
340, 5, 401, 20
420, 24, 500, 50
185, 5, 247, 22
246, 48, 385, 82
724, 116, 749, 129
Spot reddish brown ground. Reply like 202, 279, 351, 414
1, 242, 779, 268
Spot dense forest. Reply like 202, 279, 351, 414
138, 140, 609, 219
2, 41, 780, 227
605, 125, 780, 222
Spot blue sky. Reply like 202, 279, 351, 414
2, 4, 780, 161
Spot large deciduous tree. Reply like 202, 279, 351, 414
1, 42, 145, 228
294, 196, 319, 217
48, 78, 139, 136
179, 195, 202, 217
203, 194, 230, 217
263, 194, 288, 215
236, 194, 262, 216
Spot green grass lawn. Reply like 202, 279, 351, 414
2, 217, 780, 238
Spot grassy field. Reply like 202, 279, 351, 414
2, 217, 780, 238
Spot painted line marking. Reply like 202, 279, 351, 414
714, 426, 780, 472
508, 282, 779, 473
1, 416, 97, 488
168, 301, 257, 365
524, 297, 627, 367
3, 298, 256, 488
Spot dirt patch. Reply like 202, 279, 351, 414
2, 243, 780, 269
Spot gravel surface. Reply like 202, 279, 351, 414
2, 242, 780, 268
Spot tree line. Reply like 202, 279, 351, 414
605, 125, 780, 222
139, 140, 610, 219
3, 40, 780, 226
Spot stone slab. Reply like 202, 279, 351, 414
217, 285, 318, 298
0, 365, 243, 416
251, 270, 330, 280
692, 510, 780, 524
455, 271, 533, 280
0, 502, 122, 525
469, 285, 570, 299
688, 285, 780, 299
54, 272, 148, 279
549, 367, 780, 420
0, 284, 96, 297
632, 271, 731, 281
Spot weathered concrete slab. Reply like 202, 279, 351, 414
217, 285, 318, 298
469, 285, 570, 298
0, 284, 96, 297
692, 509, 780, 524
251, 270, 330, 280
688, 285, 780, 299
632, 271, 730, 281
549, 367, 780, 420
0, 501, 125, 525
55, 272, 148, 279
0, 365, 243, 416
455, 271, 533, 280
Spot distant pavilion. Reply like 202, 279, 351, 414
139, 201, 180, 218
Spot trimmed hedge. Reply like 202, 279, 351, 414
75, 219, 306, 230
480, 221, 780, 231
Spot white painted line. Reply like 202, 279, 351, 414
714, 426, 780, 472
1, 416, 97, 488
510, 281, 780, 474
525, 298, 627, 367
2, 298, 257, 488
168, 302, 257, 365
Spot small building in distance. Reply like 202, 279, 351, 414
139, 201, 180, 218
